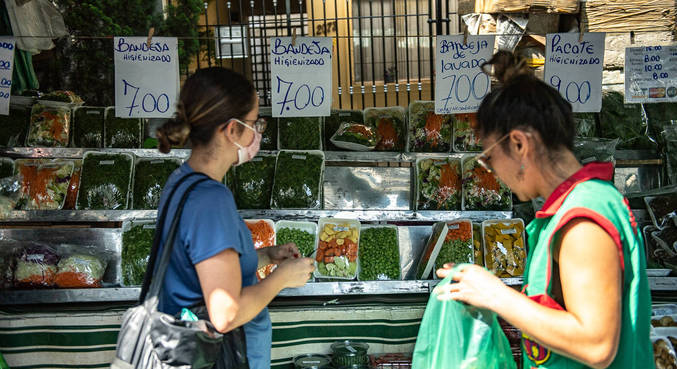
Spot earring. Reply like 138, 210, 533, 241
517, 163, 525, 181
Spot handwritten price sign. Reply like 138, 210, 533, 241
434, 35, 495, 114
545, 33, 605, 112
0, 37, 15, 116
113, 37, 179, 118
270, 37, 332, 117
625, 45, 677, 103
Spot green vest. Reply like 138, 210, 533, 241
522, 178, 654, 369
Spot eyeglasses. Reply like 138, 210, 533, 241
233, 117, 267, 134
473, 133, 509, 173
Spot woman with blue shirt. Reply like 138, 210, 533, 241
155, 67, 315, 369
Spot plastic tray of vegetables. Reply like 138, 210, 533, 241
15, 159, 75, 210
55, 250, 107, 288
416, 157, 462, 210
462, 156, 512, 211
433, 220, 473, 274
407, 101, 452, 152
275, 220, 318, 258
245, 219, 277, 279
358, 225, 400, 281
314, 218, 360, 280
121, 220, 155, 286
330, 122, 377, 151
132, 158, 181, 209
26, 101, 71, 147
482, 219, 526, 277
453, 113, 482, 152
14, 245, 60, 288
73, 106, 105, 148
235, 154, 276, 209
270, 150, 324, 209
76, 151, 133, 210
278, 117, 323, 150
258, 107, 277, 151
364, 107, 406, 151
104, 107, 143, 148
0, 106, 30, 147
325, 109, 364, 150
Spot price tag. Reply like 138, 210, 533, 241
545, 33, 605, 112
270, 37, 332, 117
0, 37, 15, 116
114, 36, 179, 118
625, 45, 677, 103
435, 35, 495, 114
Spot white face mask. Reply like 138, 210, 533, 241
232, 119, 262, 166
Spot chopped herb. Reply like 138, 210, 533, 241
73, 107, 104, 148
234, 155, 276, 209
132, 159, 180, 209
77, 152, 133, 210
105, 114, 142, 148
271, 151, 323, 209
121, 223, 154, 286
278, 117, 322, 150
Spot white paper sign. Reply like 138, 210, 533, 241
114, 36, 179, 118
0, 37, 16, 116
435, 35, 495, 114
545, 33, 605, 113
270, 37, 332, 117
625, 45, 677, 103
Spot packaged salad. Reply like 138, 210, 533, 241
270, 151, 324, 209
234, 154, 276, 209
407, 101, 452, 152
472, 223, 484, 267
26, 102, 71, 147
73, 107, 105, 148
573, 137, 619, 165
462, 156, 512, 211
325, 109, 364, 150
434, 220, 473, 271
258, 107, 277, 151
245, 219, 277, 280
121, 221, 155, 286
453, 113, 482, 152
0, 106, 30, 147
62, 160, 82, 210
104, 108, 143, 148
314, 218, 360, 280
132, 158, 181, 209
14, 245, 60, 288
573, 113, 598, 138
364, 107, 406, 151
15, 159, 74, 210
482, 219, 526, 277
278, 117, 323, 150
599, 91, 654, 150
416, 158, 462, 210
358, 226, 400, 281
40, 90, 84, 105
330, 122, 377, 151
55, 253, 107, 288
76, 152, 133, 210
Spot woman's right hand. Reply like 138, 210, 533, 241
273, 257, 315, 288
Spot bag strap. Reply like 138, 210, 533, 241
139, 172, 209, 303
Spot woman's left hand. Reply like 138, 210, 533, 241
267, 243, 301, 264
434, 264, 510, 311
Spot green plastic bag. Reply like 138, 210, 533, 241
412, 264, 516, 369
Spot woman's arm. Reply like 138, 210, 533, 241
196, 249, 314, 333
436, 219, 622, 368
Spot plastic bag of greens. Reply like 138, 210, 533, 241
235, 154, 276, 209
132, 158, 181, 209
599, 91, 654, 150
259, 108, 277, 151
412, 264, 516, 369
278, 117, 322, 150
663, 126, 677, 185
0, 106, 30, 147
121, 220, 155, 286
55, 252, 107, 288
73, 107, 105, 148
573, 113, 597, 138
104, 107, 143, 148
14, 245, 60, 288
325, 110, 364, 151
573, 137, 619, 165
76, 152, 133, 210
270, 151, 324, 209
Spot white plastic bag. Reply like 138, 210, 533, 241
4, 0, 68, 54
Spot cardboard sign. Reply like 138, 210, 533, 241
0, 37, 16, 115
545, 33, 606, 113
113, 36, 179, 118
435, 35, 495, 114
270, 37, 332, 117
625, 45, 677, 103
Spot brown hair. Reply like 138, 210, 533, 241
157, 67, 256, 153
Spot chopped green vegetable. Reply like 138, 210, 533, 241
132, 159, 180, 209
573, 137, 618, 164
277, 227, 315, 257
573, 113, 598, 138
358, 227, 400, 281
77, 153, 133, 210
325, 110, 364, 150
271, 151, 323, 209
278, 117, 322, 150
260, 119, 278, 151
105, 115, 142, 148
417, 158, 462, 210
122, 223, 154, 286
408, 101, 452, 152
234, 155, 276, 209
0, 107, 30, 147
317, 259, 357, 278
435, 239, 472, 270
73, 107, 104, 148
599, 91, 654, 150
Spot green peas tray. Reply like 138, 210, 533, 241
275, 220, 318, 259
357, 225, 401, 281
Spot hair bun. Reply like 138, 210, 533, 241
156, 106, 191, 153
481, 50, 533, 85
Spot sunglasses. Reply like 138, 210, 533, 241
472, 133, 509, 173
233, 117, 268, 134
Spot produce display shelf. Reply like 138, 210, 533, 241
3, 277, 675, 305
0, 210, 512, 223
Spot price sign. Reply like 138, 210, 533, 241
114, 37, 179, 118
434, 35, 495, 114
0, 37, 15, 116
270, 37, 332, 117
545, 33, 605, 113
625, 45, 677, 103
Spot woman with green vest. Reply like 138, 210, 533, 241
436, 51, 654, 369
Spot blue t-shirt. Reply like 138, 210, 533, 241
156, 163, 272, 369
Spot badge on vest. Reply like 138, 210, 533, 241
523, 333, 551, 365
